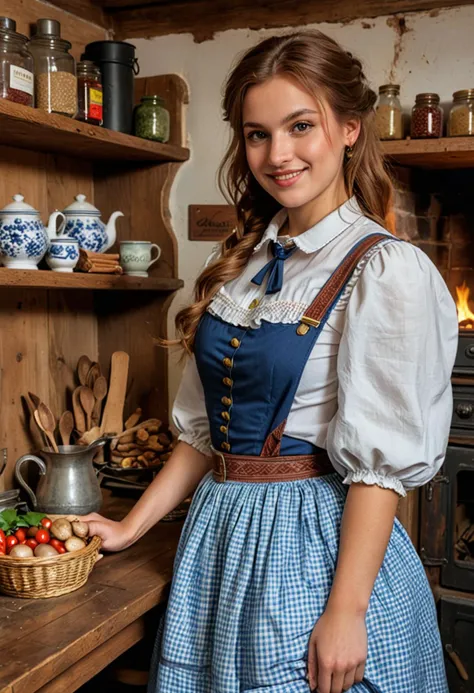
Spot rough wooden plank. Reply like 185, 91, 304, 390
110, 0, 474, 40
0, 270, 183, 291
34, 619, 146, 693
0, 0, 107, 59
0, 100, 190, 163
0, 550, 175, 693
38, 0, 110, 30
382, 136, 474, 169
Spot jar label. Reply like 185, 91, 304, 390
9, 65, 34, 96
90, 88, 103, 106
88, 87, 103, 121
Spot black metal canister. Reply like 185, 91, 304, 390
82, 40, 139, 133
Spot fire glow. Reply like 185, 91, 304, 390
456, 282, 474, 329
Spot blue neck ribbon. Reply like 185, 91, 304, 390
251, 241, 297, 295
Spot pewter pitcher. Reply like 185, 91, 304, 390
15, 445, 103, 515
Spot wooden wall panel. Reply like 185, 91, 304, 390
0, 0, 108, 60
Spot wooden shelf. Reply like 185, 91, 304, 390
0, 269, 184, 291
0, 99, 190, 163
382, 137, 474, 169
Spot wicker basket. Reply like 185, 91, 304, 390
0, 520, 102, 599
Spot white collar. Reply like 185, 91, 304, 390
253, 197, 364, 255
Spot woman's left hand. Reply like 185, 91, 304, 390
307, 605, 367, 693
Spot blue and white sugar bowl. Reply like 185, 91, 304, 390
46, 239, 80, 273
59, 194, 124, 253
0, 194, 65, 270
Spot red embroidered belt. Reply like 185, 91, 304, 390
210, 447, 333, 483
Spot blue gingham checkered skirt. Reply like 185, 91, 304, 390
148, 471, 448, 692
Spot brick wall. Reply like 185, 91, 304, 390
393, 168, 474, 304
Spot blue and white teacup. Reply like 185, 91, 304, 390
46, 239, 80, 273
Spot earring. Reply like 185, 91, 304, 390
345, 145, 354, 159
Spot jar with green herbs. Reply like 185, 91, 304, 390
448, 90, 474, 136
375, 84, 403, 140
133, 95, 170, 143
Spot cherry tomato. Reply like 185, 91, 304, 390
56, 545, 67, 554
15, 528, 27, 542
35, 529, 50, 544
25, 538, 38, 550
6, 536, 18, 552
41, 517, 52, 529
50, 539, 65, 551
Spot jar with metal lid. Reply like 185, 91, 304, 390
375, 84, 403, 140
76, 60, 103, 126
0, 17, 34, 107
410, 93, 443, 139
27, 18, 77, 117
133, 95, 170, 142
448, 90, 474, 137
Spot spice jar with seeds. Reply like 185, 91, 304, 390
0, 17, 34, 107
410, 93, 443, 139
27, 18, 77, 117
448, 90, 474, 137
375, 84, 403, 140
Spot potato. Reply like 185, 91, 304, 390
65, 536, 86, 552
9, 544, 34, 558
35, 543, 58, 557
51, 518, 73, 541
72, 521, 89, 538
27, 526, 38, 537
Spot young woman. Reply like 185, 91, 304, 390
84, 31, 458, 693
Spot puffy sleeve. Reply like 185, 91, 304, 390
326, 240, 458, 497
172, 354, 211, 456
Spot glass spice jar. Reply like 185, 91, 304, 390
133, 95, 170, 143
76, 60, 103, 126
448, 89, 474, 137
0, 17, 34, 107
27, 19, 77, 117
375, 84, 403, 140
410, 93, 443, 139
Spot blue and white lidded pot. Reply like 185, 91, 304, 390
0, 195, 65, 270
59, 194, 124, 253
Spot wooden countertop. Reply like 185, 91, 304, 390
0, 491, 183, 693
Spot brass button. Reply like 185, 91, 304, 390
230, 338, 241, 348
248, 298, 259, 310
222, 357, 233, 368
221, 442, 231, 451
221, 396, 232, 406
223, 377, 233, 387
296, 323, 310, 336
221, 411, 230, 421
220, 425, 228, 434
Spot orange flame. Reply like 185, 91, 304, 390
456, 282, 474, 328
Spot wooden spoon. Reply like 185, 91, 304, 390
59, 410, 74, 446
77, 355, 92, 386
92, 376, 108, 426
100, 352, 130, 436
72, 386, 86, 434
79, 386, 95, 431
86, 362, 101, 389
77, 426, 101, 446
35, 403, 59, 453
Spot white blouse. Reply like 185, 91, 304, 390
172, 199, 459, 497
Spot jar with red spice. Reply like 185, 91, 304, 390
410, 93, 443, 139
0, 17, 34, 107
76, 60, 103, 126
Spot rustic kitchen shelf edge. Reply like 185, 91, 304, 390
0, 98, 190, 163
0, 269, 184, 291
382, 136, 474, 169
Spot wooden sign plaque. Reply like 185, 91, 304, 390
188, 204, 238, 241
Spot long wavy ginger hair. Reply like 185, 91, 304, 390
171, 30, 393, 354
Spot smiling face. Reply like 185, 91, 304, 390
242, 74, 359, 219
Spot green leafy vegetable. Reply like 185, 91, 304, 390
0, 509, 46, 534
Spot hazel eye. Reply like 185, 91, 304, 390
246, 130, 267, 141
293, 122, 313, 133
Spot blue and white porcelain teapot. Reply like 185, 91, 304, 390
59, 194, 124, 253
0, 194, 65, 270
